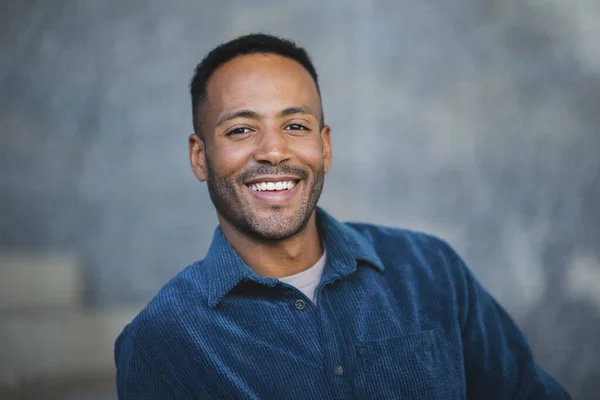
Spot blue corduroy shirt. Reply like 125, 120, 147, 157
115, 207, 570, 399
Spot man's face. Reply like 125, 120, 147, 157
190, 53, 331, 241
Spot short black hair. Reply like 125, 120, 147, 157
190, 33, 323, 137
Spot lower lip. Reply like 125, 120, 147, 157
245, 182, 300, 203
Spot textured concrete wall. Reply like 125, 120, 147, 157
1, 0, 599, 397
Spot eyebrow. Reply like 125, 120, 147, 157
215, 110, 260, 127
277, 106, 319, 120
215, 105, 319, 127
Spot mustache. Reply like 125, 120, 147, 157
236, 165, 309, 184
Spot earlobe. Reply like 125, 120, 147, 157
321, 125, 332, 173
189, 133, 208, 182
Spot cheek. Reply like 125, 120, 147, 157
211, 144, 252, 175
293, 139, 324, 169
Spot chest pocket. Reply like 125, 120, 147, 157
354, 329, 464, 399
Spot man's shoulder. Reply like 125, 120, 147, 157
342, 220, 466, 280
114, 261, 216, 396
344, 220, 454, 257
118, 260, 209, 345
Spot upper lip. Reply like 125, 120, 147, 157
244, 175, 302, 185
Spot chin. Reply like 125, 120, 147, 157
244, 212, 309, 241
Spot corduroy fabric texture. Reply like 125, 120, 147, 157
115, 207, 570, 399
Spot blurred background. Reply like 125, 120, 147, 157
1, 0, 599, 398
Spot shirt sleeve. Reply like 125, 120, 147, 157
446, 244, 571, 399
114, 325, 190, 400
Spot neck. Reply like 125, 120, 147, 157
218, 211, 323, 279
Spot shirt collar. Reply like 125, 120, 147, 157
201, 207, 384, 307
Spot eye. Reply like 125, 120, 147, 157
225, 127, 253, 136
285, 123, 309, 131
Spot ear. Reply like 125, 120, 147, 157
189, 133, 208, 182
321, 125, 332, 173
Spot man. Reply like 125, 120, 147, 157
115, 33, 570, 399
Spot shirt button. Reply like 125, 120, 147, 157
334, 365, 344, 376
294, 299, 306, 310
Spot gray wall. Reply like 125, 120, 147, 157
1, 0, 599, 397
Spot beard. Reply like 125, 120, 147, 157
205, 162, 324, 241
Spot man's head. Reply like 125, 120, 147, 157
188, 33, 332, 241
190, 33, 324, 138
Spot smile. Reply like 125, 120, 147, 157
244, 176, 302, 204
249, 181, 297, 192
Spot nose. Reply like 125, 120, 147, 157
253, 126, 291, 165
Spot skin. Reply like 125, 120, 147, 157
189, 53, 332, 278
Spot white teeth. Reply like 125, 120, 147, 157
250, 180, 297, 191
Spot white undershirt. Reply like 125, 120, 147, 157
278, 249, 327, 304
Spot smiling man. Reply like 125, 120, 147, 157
114, 34, 570, 399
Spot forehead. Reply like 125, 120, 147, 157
204, 53, 321, 121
